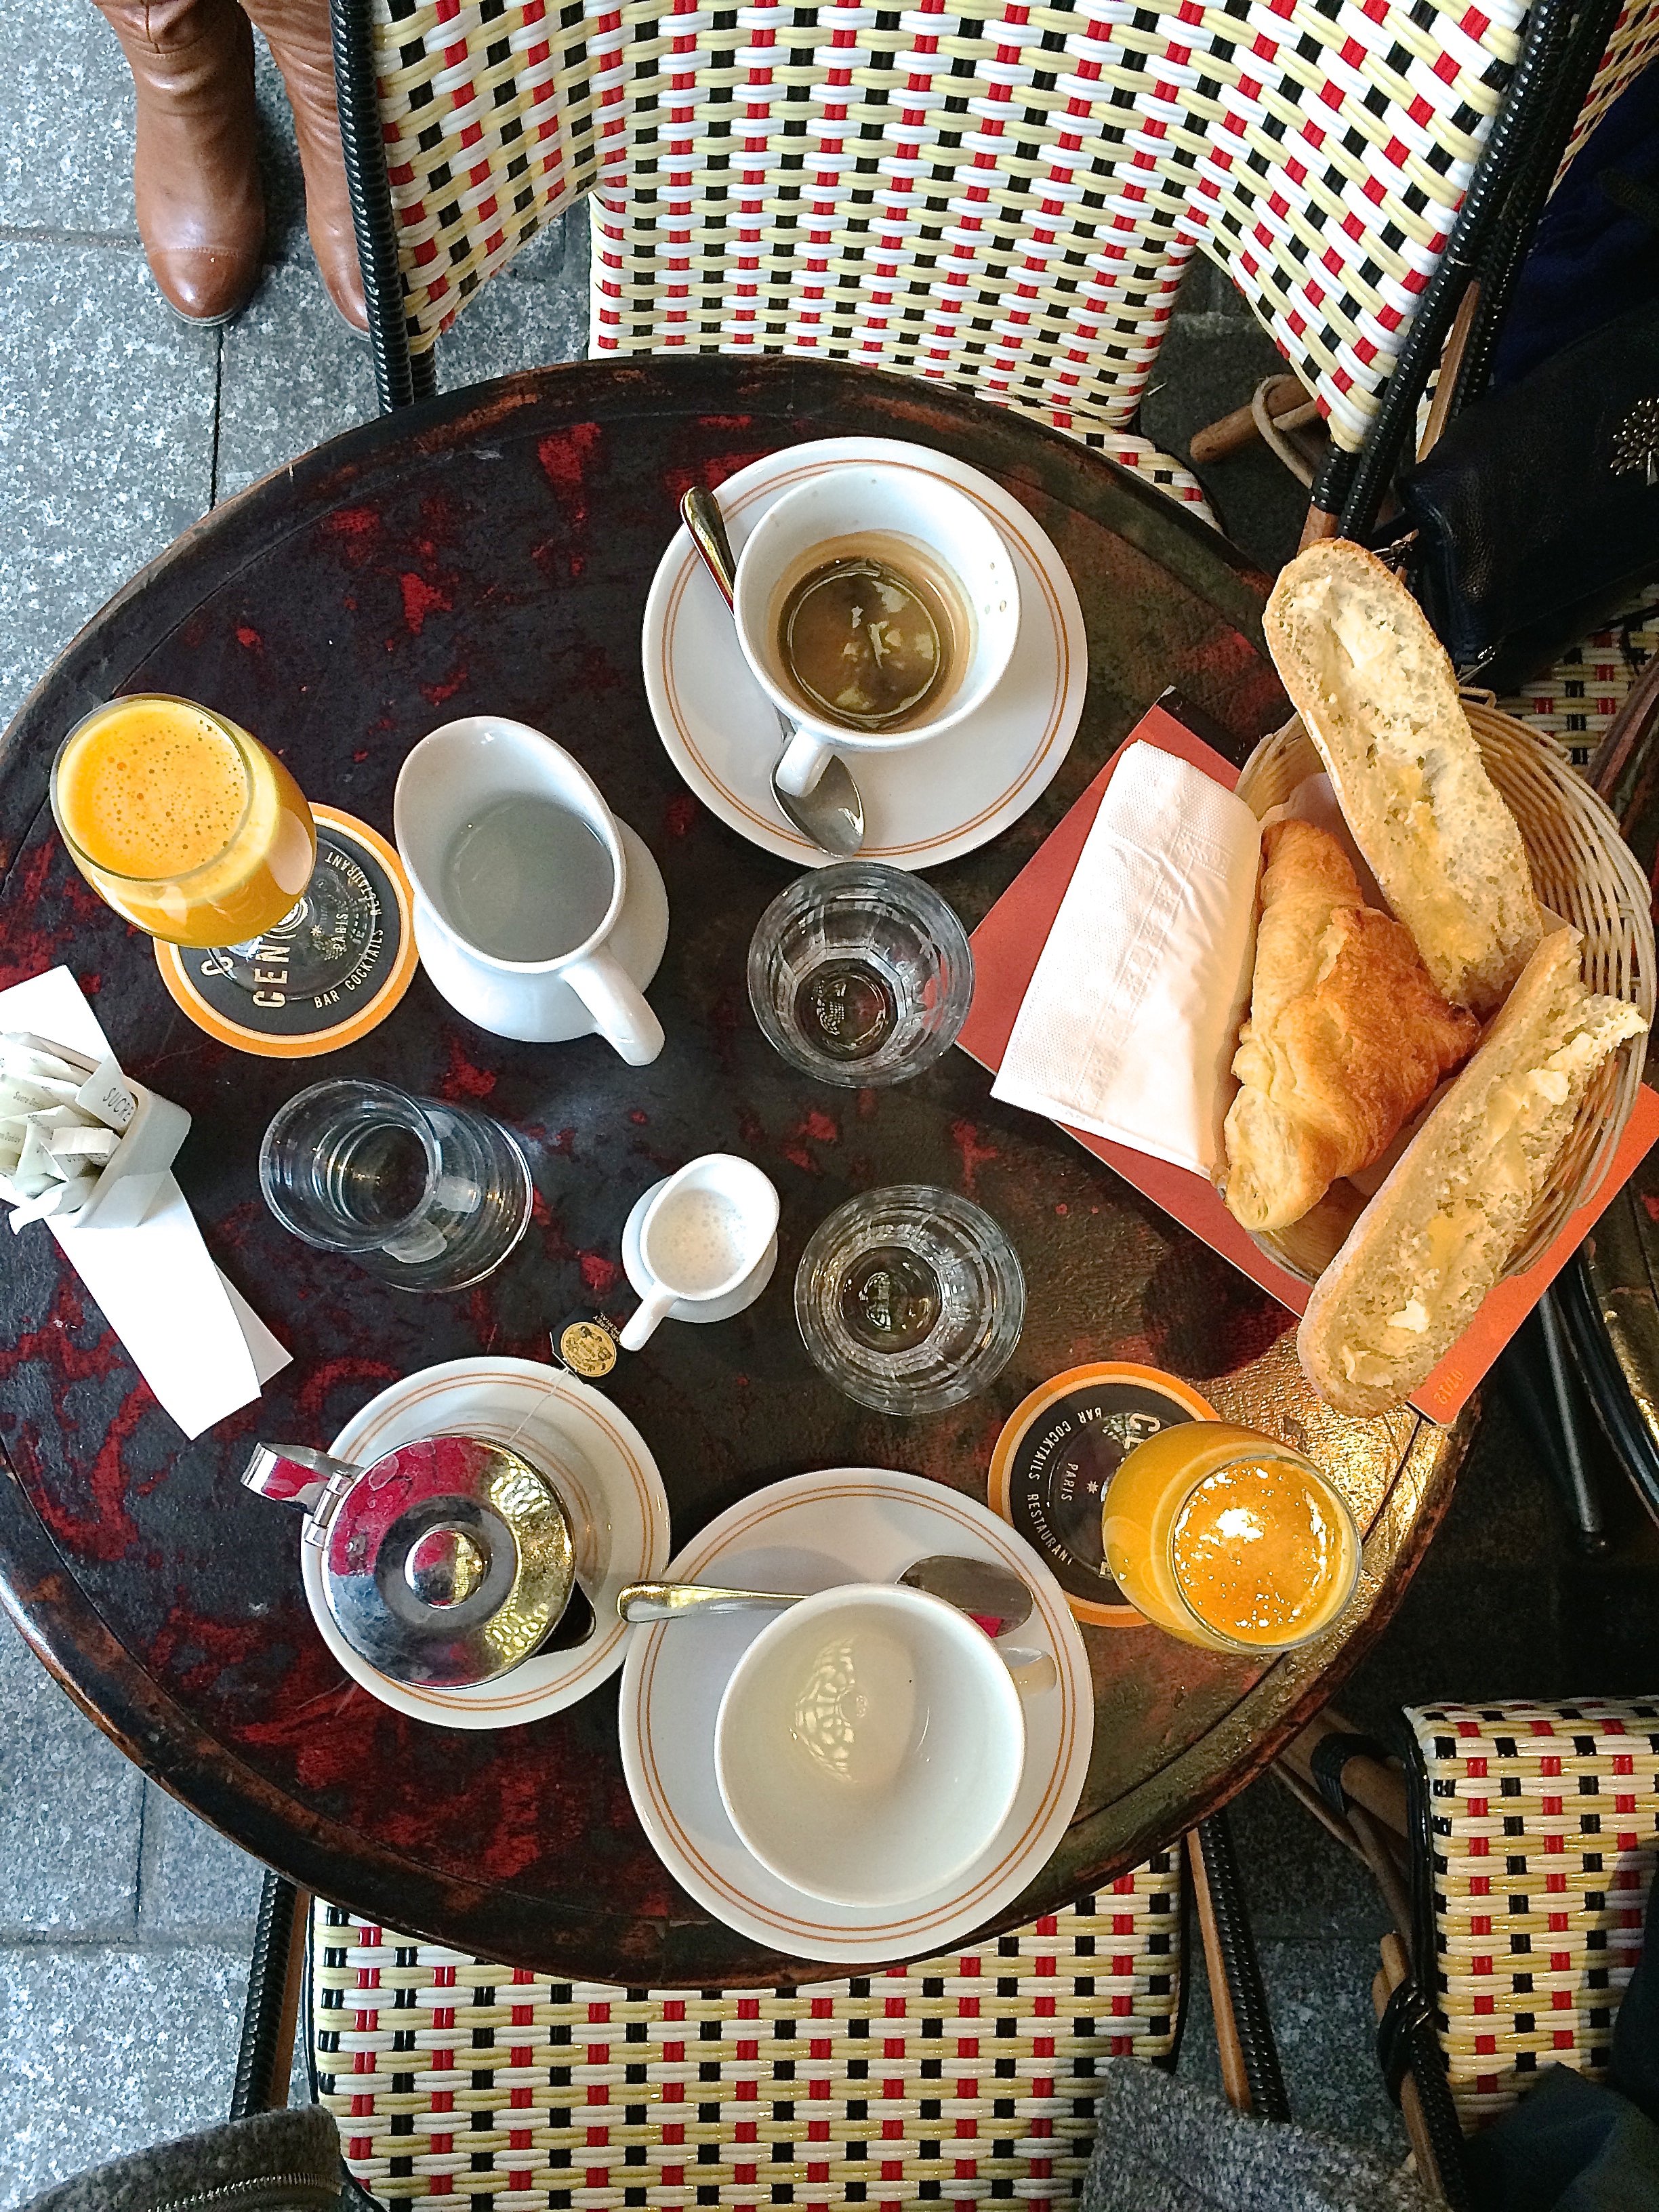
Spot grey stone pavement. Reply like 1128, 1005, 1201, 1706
3, 13, 1656, 2208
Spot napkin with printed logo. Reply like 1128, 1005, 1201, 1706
991, 741, 1261, 1177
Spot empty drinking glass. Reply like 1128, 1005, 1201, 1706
259, 1078, 533, 1291
747, 863, 973, 1088
794, 1185, 1025, 1414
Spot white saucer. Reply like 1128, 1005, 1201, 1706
642, 438, 1088, 872
621, 1176, 779, 1325
618, 1467, 1094, 1964
410, 821, 669, 1044
306, 1356, 671, 1729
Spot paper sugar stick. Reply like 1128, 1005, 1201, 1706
0, 966, 291, 1437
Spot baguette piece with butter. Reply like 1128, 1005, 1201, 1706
1263, 540, 1543, 1016
1297, 930, 1647, 1415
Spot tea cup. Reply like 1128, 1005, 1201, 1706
714, 1582, 1028, 1906
732, 463, 1020, 800
394, 716, 667, 1063
619, 1153, 781, 1351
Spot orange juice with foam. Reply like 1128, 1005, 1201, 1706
1101, 1422, 1359, 1652
52, 697, 314, 945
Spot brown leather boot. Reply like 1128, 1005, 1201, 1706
94, 0, 264, 324
239, 0, 369, 333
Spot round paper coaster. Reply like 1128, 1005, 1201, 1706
987, 1362, 1218, 1626
155, 807, 418, 1058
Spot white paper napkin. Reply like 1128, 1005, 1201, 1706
992, 741, 1261, 1176
0, 966, 290, 1438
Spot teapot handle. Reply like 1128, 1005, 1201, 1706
242, 1441, 360, 1516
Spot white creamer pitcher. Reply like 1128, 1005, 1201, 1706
395, 716, 668, 1063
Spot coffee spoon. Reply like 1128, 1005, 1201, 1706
680, 485, 866, 859
617, 1552, 1034, 1637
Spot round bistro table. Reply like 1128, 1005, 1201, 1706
0, 359, 1467, 1986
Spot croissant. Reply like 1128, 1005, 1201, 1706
1223, 820, 1480, 1234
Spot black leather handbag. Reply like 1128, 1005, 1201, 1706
1397, 300, 1659, 691
1302, 0, 1659, 689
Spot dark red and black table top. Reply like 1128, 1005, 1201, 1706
0, 358, 1467, 1985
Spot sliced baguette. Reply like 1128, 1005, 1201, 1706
1263, 540, 1543, 1015
1296, 930, 1646, 1416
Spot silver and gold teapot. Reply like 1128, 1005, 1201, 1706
242, 1432, 589, 1686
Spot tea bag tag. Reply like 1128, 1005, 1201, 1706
551, 1311, 621, 1382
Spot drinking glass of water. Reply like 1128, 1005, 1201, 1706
794, 1185, 1025, 1413
259, 1078, 533, 1291
746, 863, 973, 1088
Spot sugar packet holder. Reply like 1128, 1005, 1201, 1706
0, 1031, 190, 1231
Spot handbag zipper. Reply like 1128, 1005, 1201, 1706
148, 2171, 341, 2212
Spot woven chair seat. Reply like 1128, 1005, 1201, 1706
1406, 1698, 1659, 2130
361, 0, 1656, 468
1500, 588, 1659, 775
310, 1853, 1183, 2208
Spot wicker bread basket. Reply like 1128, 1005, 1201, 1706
1231, 701, 1655, 1287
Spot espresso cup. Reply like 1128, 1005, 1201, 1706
714, 1582, 1027, 1906
732, 464, 1020, 800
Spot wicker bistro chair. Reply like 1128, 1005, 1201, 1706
308, 1868, 1187, 2207
222, 1855, 1192, 2209
219, 1809, 1296, 2210
1301, 1698, 1659, 2209
1504, 588, 1659, 775
327, 0, 1657, 505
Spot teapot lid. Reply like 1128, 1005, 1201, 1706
318, 1434, 575, 1687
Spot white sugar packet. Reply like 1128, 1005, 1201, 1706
992, 742, 1261, 1177
0, 966, 289, 1438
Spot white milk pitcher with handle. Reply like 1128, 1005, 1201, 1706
394, 716, 668, 1063
619, 1154, 780, 1351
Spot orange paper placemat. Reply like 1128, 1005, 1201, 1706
958, 698, 1659, 1423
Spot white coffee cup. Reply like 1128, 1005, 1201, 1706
618, 1153, 781, 1351
714, 1582, 1028, 1907
732, 464, 1021, 800
394, 716, 665, 1065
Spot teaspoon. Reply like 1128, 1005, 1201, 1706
617, 1551, 1034, 1637
680, 485, 865, 858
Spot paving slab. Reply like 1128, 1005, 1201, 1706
217, 215, 589, 501
0, 7, 304, 263
0, 1612, 140, 1940
1225, 1774, 1395, 1948
0, 5, 136, 236
251, 28, 308, 266
0, 1941, 251, 2210
1259, 1937, 1409, 2153
1141, 308, 1309, 574
216, 257, 377, 499
0, 241, 215, 732
433, 217, 590, 392
1178, 1931, 1407, 2158
1174, 248, 1273, 323
138, 1783, 267, 1942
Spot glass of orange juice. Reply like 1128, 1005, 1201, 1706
1101, 1422, 1359, 1654
52, 695, 372, 993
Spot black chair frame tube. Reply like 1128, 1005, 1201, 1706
231, 1868, 306, 2120
332, 0, 420, 413
1195, 1809, 1292, 2123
